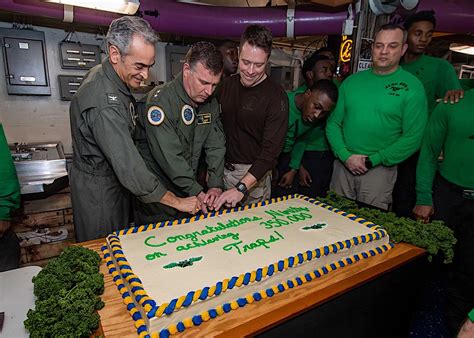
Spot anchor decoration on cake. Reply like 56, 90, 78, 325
163, 256, 203, 269
301, 223, 327, 231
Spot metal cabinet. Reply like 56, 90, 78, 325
0, 28, 51, 95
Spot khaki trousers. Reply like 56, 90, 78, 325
224, 164, 272, 206
330, 159, 397, 210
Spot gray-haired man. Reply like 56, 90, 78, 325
69, 16, 200, 242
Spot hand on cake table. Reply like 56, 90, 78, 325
203, 188, 222, 211
197, 191, 210, 214
212, 188, 244, 210
175, 196, 202, 215
278, 169, 296, 189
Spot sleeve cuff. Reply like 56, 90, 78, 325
136, 184, 168, 204
188, 182, 204, 197
248, 165, 268, 182
416, 192, 433, 206
369, 153, 382, 167
337, 149, 352, 163
289, 158, 301, 170
0, 207, 12, 221
207, 176, 224, 190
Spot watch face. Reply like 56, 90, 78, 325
236, 182, 247, 194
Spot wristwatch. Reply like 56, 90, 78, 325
235, 181, 248, 195
365, 158, 373, 169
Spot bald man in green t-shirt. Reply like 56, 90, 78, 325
326, 24, 428, 210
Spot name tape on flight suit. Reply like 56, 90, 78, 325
197, 113, 211, 125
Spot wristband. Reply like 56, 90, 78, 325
235, 181, 248, 195
365, 158, 373, 169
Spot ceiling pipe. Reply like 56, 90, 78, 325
0, 0, 119, 26
0, 0, 473, 37
140, 0, 346, 37
416, 0, 474, 34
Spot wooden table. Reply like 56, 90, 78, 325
81, 240, 425, 338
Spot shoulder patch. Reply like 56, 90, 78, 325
107, 93, 120, 105
181, 104, 195, 126
147, 105, 165, 126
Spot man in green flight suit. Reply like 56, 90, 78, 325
393, 10, 464, 217
134, 41, 225, 224
69, 16, 200, 242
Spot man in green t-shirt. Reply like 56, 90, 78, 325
299, 52, 334, 93
326, 24, 428, 210
413, 89, 474, 335
393, 10, 464, 217
291, 54, 336, 198
273, 79, 338, 198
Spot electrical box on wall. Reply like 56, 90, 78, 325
59, 41, 101, 70
165, 44, 190, 82
270, 66, 295, 91
0, 28, 51, 95
58, 75, 84, 101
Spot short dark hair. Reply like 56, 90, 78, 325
404, 10, 436, 30
375, 23, 407, 43
315, 46, 336, 60
217, 39, 238, 50
240, 24, 273, 56
302, 54, 330, 81
309, 79, 338, 104
184, 41, 223, 76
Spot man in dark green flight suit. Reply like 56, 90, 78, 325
69, 16, 200, 242
134, 41, 225, 224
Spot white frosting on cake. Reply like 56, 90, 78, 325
107, 197, 390, 335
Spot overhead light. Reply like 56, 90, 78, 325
44, 0, 140, 15
450, 43, 474, 56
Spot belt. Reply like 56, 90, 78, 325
440, 174, 474, 200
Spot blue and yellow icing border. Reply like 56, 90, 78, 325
101, 194, 393, 338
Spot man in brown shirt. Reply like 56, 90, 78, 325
213, 24, 289, 209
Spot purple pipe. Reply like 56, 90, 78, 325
0, 0, 119, 26
417, 0, 474, 34
140, 0, 346, 37
0, 0, 473, 36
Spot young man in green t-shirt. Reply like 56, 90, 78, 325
273, 79, 338, 198
393, 10, 464, 217
326, 24, 428, 210
413, 89, 474, 335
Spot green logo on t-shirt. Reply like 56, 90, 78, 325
385, 82, 408, 96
